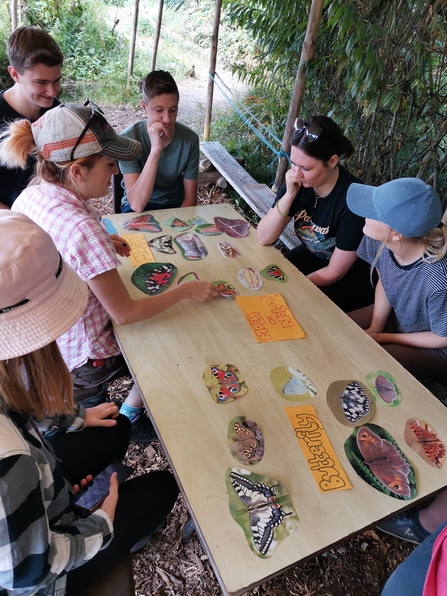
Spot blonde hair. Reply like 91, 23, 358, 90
0, 119, 103, 189
0, 342, 75, 420
370, 224, 447, 282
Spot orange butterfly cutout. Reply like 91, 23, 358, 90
357, 426, 411, 497
233, 420, 264, 461
405, 419, 445, 468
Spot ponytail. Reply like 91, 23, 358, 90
0, 119, 35, 169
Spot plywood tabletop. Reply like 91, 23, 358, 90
108, 204, 447, 596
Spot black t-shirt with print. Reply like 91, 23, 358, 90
0, 91, 60, 208
274, 165, 365, 261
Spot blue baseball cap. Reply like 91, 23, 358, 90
347, 178, 442, 237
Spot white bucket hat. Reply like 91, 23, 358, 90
0, 212, 88, 359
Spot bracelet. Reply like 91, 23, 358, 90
275, 200, 289, 217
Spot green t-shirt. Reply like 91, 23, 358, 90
119, 120, 199, 211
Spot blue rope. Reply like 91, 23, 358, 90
209, 72, 290, 165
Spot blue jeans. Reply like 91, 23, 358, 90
382, 521, 447, 595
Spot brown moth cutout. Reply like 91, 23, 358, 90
227, 416, 264, 465
238, 267, 263, 290
326, 379, 375, 427
404, 419, 445, 468
217, 241, 241, 260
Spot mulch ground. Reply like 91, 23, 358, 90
88, 105, 447, 596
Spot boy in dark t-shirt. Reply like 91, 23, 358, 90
0, 26, 63, 209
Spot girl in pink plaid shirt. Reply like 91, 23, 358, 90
1, 102, 219, 442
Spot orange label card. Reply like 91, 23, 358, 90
122, 234, 155, 266
286, 405, 352, 493
235, 294, 306, 342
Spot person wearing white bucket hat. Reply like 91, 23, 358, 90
0, 211, 179, 595
0, 101, 218, 443
346, 177, 447, 378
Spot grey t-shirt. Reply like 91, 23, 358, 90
118, 120, 199, 211
357, 236, 447, 335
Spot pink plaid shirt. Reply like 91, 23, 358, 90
13, 182, 121, 370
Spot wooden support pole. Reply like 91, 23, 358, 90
274, 0, 324, 190
11, 0, 18, 31
203, 0, 222, 141
127, 0, 140, 91
150, 0, 164, 72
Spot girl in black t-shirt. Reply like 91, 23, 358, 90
257, 115, 374, 312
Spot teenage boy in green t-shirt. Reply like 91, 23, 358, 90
119, 70, 199, 212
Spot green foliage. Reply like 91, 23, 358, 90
222, 0, 447, 202
0, 3, 11, 89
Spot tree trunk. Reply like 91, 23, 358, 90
204, 0, 222, 141
274, 0, 324, 191
126, 0, 140, 91
150, 0, 164, 72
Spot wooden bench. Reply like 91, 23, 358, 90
200, 141, 298, 250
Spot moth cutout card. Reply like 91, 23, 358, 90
214, 216, 250, 238
212, 280, 239, 299
131, 262, 177, 296
286, 405, 352, 493
236, 294, 306, 342
228, 417, 264, 465
404, 419, 445, 469
365, 371, 401, 406
122, 214, 162, 233
174, 233, 208, 260
326, 380, 375, 427
194, 223, 222, 236
270, 367, 317, 402
226, 468, 298, 558
187, 216, 207, 226
121, 234, 155, 267
163, 216, 191, 232
217, 241, 241, 260
146, 235, 176, 255
238, 267, 263, 291
344, 424, 417, 500
177, 271, 199, 285
203, 364, 248, 403
260, 264, 288, 283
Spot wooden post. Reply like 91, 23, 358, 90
11, 0, 18, 30
126, 0, 140, 91
274, 0, 324, 190
203, 0, 222, 141
150, 0, 164, 72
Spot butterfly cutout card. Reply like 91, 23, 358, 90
122, 214, 162, 233
228, 416, 265, 466
404, 419, 445, 469
203, 364, 248, 403
326, 380, 376, 427
131, 262, 177, 296
121, 234, 155, 267
365, 370, 401, 406
236, 294, 306, 343
286, 405, 352, 493
270, 367, 317, 402
344, 423, 416, 500
226, 468, 299, 558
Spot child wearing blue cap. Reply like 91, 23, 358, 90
347, 177, 447, 378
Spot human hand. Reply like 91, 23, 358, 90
185, 281, 219, 302
285, 167, 302, 195
146, 121, 168, 152
98, 472, 119, 522
110, 234, 131, 258
72, 474, 94, 494
365, 328, 388, 345
84, 402, 119, 428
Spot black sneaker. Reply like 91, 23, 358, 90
377, 508, 430, 544
130, 413, 157, 443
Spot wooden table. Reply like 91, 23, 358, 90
108, 204, 447, 596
